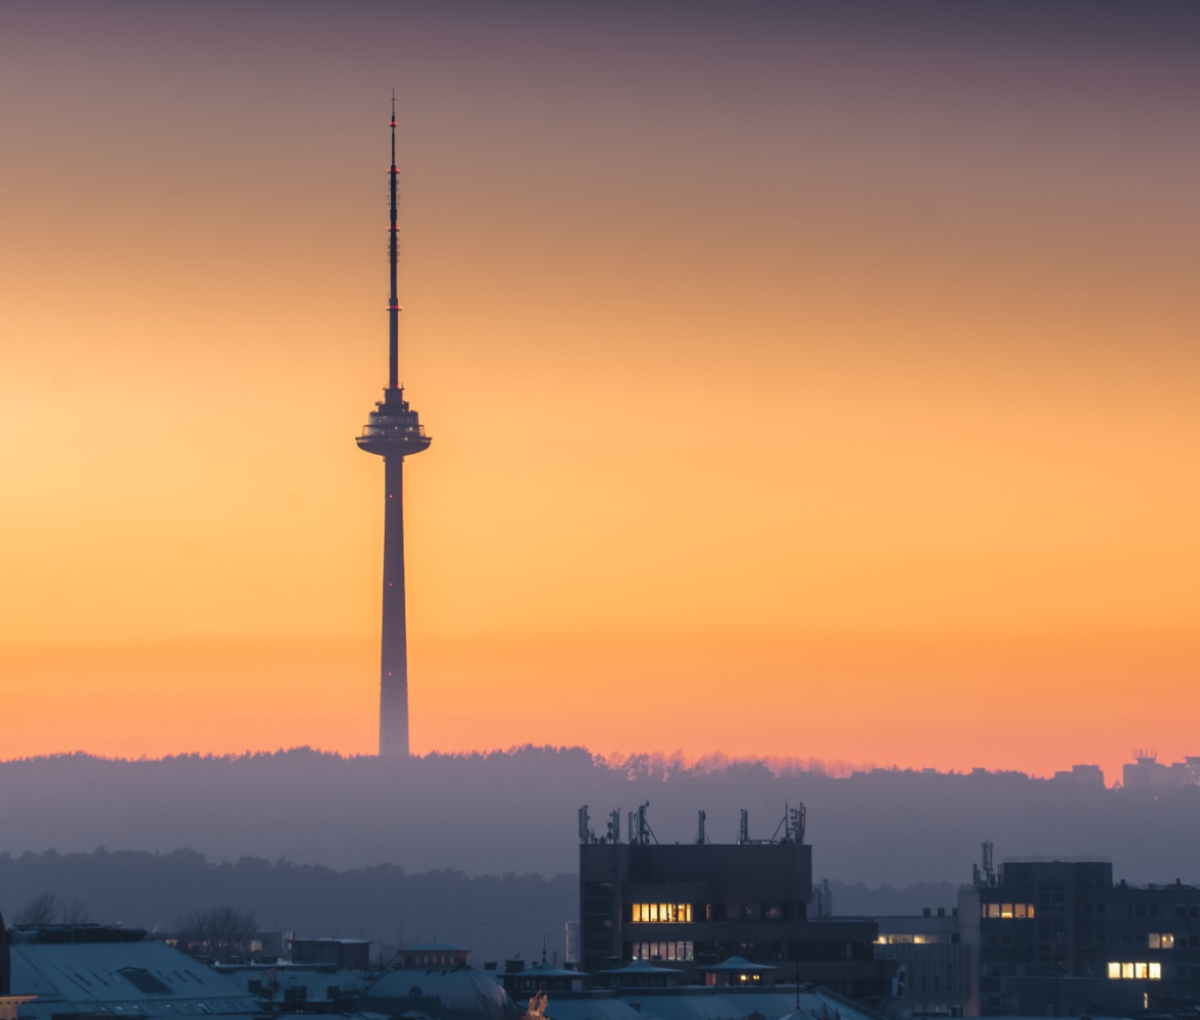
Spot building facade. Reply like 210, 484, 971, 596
960, 858, 1200, 1015
579, 809, 890, 1003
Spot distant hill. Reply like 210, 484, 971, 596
2, 746, 1197, 887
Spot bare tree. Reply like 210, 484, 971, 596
14, 892, 58, 926
174, 906, 258, 962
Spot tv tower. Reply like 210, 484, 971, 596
356, 98, 431, 758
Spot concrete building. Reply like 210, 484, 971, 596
959, 852, 1200, 1015
873, 909, 970, 1016
578, 805, 891, 1004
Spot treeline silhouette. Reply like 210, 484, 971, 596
0, 848, 577, 965
2, 747, 1197, 888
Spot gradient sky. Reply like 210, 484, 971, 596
2, 1, 1198, 782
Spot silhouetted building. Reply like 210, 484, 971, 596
290, 937, 371, 970
959, 852, 1200, 1015
1122, 751, 1200, 792
1051, 764, 1105, 788
578, 805, 890, 1004
356, 101, 432, 758
400, 942, 470, 969
498, 956, 584, 996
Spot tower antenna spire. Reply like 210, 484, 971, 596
388, 91, 400, 390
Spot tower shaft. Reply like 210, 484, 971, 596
379, 455, 409, 758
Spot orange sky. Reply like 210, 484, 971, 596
2, 3, 1199, 782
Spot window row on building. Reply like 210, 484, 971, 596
630, 903, 693, 923
1084, 902, 1200, 920
982, 903, 1035, 919
1108, 962, 1163, 980
630, 940, 695, 961
629, 903, 799, 923
875, 934, 945, 945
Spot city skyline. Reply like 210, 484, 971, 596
2, 2, 1199, 780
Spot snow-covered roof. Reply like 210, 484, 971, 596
10, 941, 259, 1020
360, 966, 517, 1020
601, 961, 682, 975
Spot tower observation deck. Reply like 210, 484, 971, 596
357, 100, 431, 758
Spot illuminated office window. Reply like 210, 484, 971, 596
1014, 904, 1027, 918
1150, 963, 1162, 980
631, 904, 693, 925
987, 904, 1001, 918
1122, 963, 1134, 979
1001, 904, 1014, 919
1135, 963, 1149, 979
1027, 904, 1035, 918
1109, 963, 1121, 980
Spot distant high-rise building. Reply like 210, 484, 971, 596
357, 101, 431, 758
1123, 751, 1200, 792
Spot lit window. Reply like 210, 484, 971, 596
1135, 963, 1148, 979
1149, 963, 1161, 980
632, 905, 642, 923
1027, 904, 1035, 919
649, 904, 659, 922
987, 904, 1001, 918
1015, 904, 1027, 919
1001, 904, 1014, 919
1108, 963, 1121, 980
1122, 963, 1134, 979
1149, 934, 1160, 949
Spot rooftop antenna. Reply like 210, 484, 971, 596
607, 809, 620, 844
696, 810, 708, 845
792, 803, 806, 845
578, 805, 594, 845
739, 808, 749, 844
982, 841, 995, 887
770, 804, 790, 843
630, 802, 657, 845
